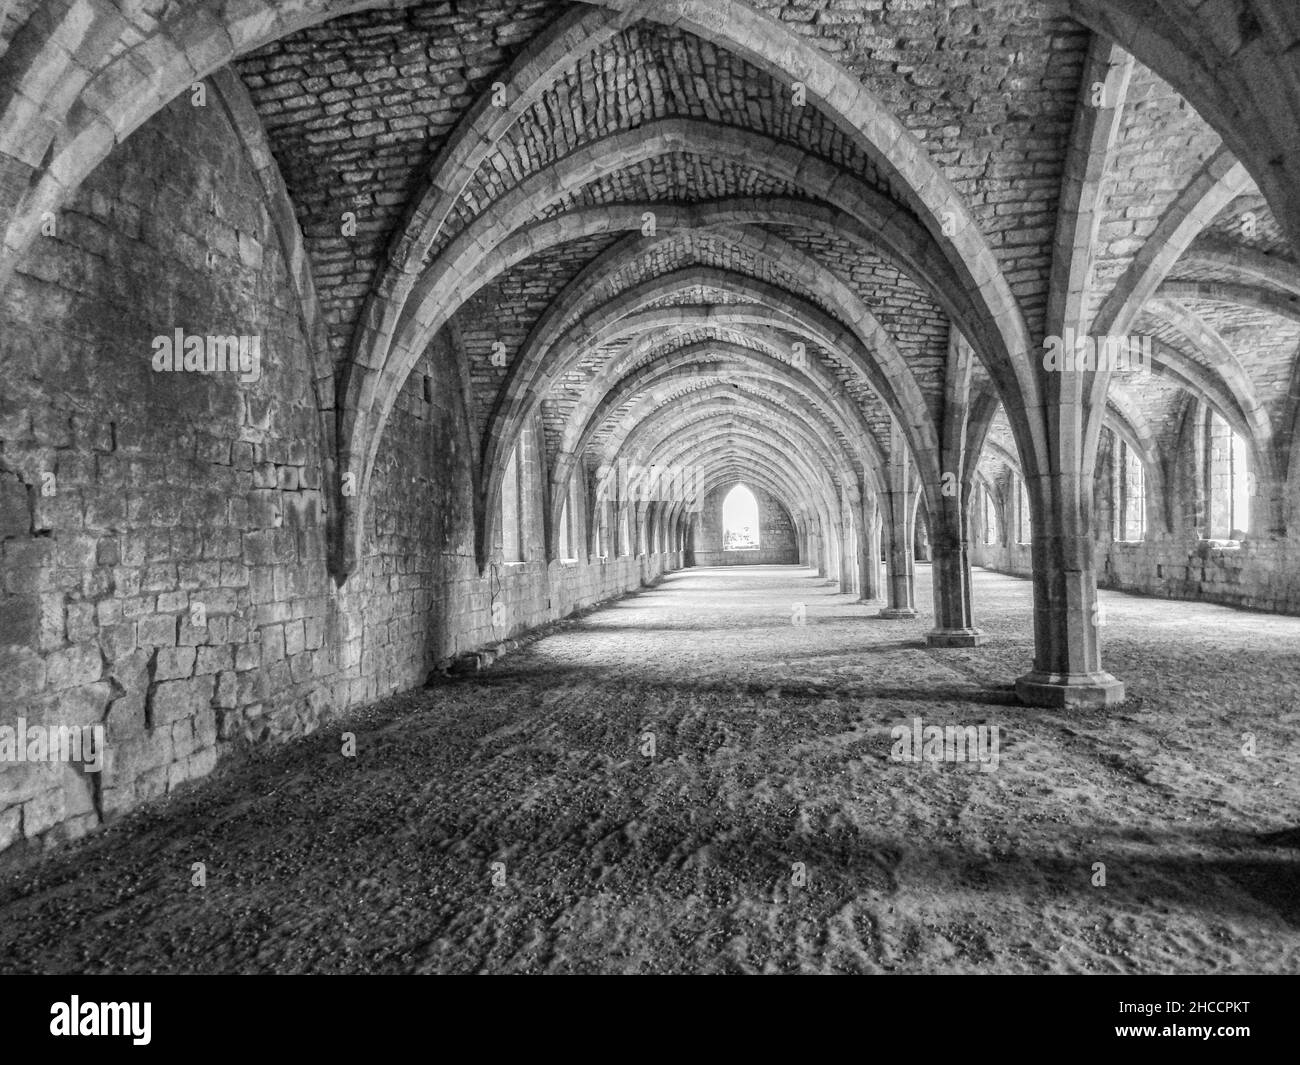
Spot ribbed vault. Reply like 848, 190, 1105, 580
3, 0, 1300, 713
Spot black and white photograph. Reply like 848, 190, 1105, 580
0, 0, 1295, 1028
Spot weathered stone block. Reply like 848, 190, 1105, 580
154, 646, 196, 681
45, 642, 103, 691
150, 676, 214, 726
136, 613, 177, 647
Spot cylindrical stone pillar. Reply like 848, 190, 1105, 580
927, 496, 985, 646
879, 492, 917, 619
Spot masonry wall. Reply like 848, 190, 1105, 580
973, 525, 1300, 615
1089, 416, 1300, 613
970, 432, 1300, 615
969, 464, 1034, 582
692, 484, 798, 566
0, 96, 677, 859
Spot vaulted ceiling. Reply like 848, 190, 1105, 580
2, 0, 1298, 572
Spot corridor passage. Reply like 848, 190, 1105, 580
1, 567, 1297, 974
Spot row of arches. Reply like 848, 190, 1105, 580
1, 0, 1299, 717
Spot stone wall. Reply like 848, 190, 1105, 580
0, 94, 677, 859
692, 484, 798, 566
974, 531, 1300, 615
970, 443, 1300, 616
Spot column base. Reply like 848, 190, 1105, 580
926, 628, 986, 648
878, 607, 918, 620
1014, 670, 1126, 709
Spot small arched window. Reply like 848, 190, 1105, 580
500, 442, 523, 563
558, 497, 572, 561
1114, 440, 1146, 542
1015, 476, 1031, 545
981, 480, 998, 545
1205, 410, 1250, 540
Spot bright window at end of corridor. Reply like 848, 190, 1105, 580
723, 484, 760, 550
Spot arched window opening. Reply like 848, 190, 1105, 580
558, 497, 573, 561
1206, 410, 1250, 540
500, 442, 523, 563
1015, 476, 1031, 545
723, 484, 761, 550
1114, 440, 1146, 542
981, 480, 999, 545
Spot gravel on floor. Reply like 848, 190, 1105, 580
1, 565, 1297, 974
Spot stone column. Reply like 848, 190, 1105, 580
880, 494, 917, 618
1014, 40, 1127, 709
838, 514, 855, 591
825, 514, 842, 583
927, 492, 985, 646
858, 493, 881, 601
927, 330, 984, 645
880, 422, 917, 619
1015, 464, 1124, 707
1013, 351, 1123, 704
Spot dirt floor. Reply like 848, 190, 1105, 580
1, 564, 1298, 974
